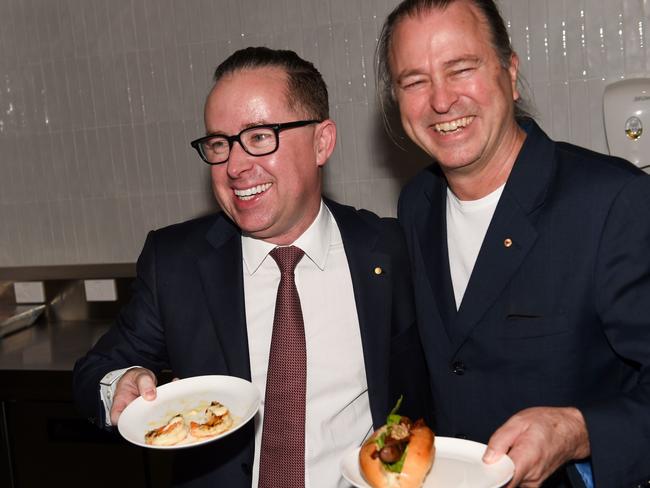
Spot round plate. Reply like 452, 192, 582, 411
341, 436, 514, 488
117, 375, 260, 449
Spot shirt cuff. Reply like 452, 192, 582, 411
574, 460, 594, 488
99, 366, 141, 427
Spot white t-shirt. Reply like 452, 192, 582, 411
446, 185, 504, 309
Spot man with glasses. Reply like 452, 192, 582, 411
73, 47, 430, 487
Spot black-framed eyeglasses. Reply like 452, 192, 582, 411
190, 119, 322, 165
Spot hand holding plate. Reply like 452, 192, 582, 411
483, 406, 590, 488
110, 367, 157, 425
117, 375, 260, 450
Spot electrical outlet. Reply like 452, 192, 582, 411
84, 279, 118, 302
14, 281, 46, 303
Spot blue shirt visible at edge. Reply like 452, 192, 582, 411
575, 460, 594, 488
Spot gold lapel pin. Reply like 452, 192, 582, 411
374, 266, 383, 275
504, 238, 513, 248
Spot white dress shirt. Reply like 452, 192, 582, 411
100, 201, 372, 487
243, 200, 372, 488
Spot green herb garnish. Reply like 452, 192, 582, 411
386, 395, 404, 426
374, 395, 408, 473
389, 395, 403, 417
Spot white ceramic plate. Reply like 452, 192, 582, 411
118, 375, 260, 449
341, 436, 514, 488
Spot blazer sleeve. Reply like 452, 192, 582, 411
581, 175, 650, 487
72, 230, 170, 427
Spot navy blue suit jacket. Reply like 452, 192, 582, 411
398, 120, 650, 488
73, 199, 431, 487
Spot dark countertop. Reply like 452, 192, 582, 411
0, 318, 176, 488
0, 319, 171, 403
0, 320, 112, 402
0, 320, 111, 372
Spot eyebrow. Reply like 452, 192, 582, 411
205, 120, 269, 137
395, 68, 426, 83
443, 55, 481, 68
396, 55, 482, 82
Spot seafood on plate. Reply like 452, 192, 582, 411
143, 400, 234, 446
144, 414, 189, 446
189, 401, 234, 438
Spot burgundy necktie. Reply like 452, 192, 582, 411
258, 246, 306, 488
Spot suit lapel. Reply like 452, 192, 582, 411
449, 193, 538, 349
415, 171, 457, 338
196, 215, 251, 380
326, 200, 391, 422
449, 120, 554, 352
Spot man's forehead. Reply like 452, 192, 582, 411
390, 4, 494, 67
396, 1, 490, 40
205, 68, 290, 123
204, 104, 274, 135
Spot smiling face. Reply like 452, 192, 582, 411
389, 0, 524, 189
205, 67, 335, 245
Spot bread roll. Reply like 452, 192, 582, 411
359, 420, 434, 488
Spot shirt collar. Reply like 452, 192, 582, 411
241, 200, 332, 275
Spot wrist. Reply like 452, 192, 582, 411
563, 407, 591, 460
100, 367, 140, 426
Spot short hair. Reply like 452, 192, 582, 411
376, 0, 531, 122
213, 46, 329, 120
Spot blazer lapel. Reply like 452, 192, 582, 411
326, 200, 392, 422
449, 120, 554, 351
196, 215, 251, 380
449, 193, 538, 349
414, 171, 457, 338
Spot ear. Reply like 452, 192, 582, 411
313, 119, 336, 168
508, 52, 520, 101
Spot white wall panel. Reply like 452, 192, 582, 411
0, 0, 648, 266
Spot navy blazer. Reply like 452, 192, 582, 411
73, 198, 431, 487
398, 119, 650, 488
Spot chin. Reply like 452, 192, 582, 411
432, 147, 483, 170
238, 222, 273, 238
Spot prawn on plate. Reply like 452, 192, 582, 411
144, 414, 189, 446
189, 401, 233, 438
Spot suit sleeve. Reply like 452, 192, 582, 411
72, 231, 170, 427
581, 175, 650, 486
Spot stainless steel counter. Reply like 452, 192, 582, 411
0, 263, 135, 373
0, 267, 175, 488
0, 320, 111, 371
0, 318, 174, 488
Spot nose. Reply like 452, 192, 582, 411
428, 80, 458, 114
226, 141, 254, 178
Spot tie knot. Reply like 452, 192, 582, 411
270, 246, 304, 275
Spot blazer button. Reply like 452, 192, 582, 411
450, 361, 465, 375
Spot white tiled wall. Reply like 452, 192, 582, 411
0, 0, 648, 266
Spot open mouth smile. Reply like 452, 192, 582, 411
233, 183, 272, 201
433, 116, 475, 134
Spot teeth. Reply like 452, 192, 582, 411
433, 116, 474, 134
234, 183, 272, 200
